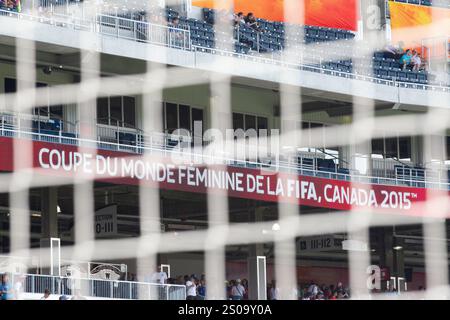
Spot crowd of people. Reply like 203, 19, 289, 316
298, 281, 350, 300
143, 267, 352, 300
0, 0, 21, 12
205, 9, 261, 32
384, 42, 426, 72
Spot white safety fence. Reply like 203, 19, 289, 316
2, 272, 186, 300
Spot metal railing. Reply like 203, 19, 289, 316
96, 13, 191, 50
1, 113, 449, 191
0, 8, 449, 91
192, 44, 450, 92
4, 272, 186, 300
0, 9, 191, 51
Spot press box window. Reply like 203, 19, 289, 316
96, 96, 136, 128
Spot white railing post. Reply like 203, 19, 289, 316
116, 16, 119, 38
31, 275, 35, 294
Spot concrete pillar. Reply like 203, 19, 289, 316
340, 138, 372, 174
247, 206, 267, 300
393, 238, 405, 279
41, 187, 58, 238
379, 228, 405, 291
411, 135, 424, 166
338, 145, 352, 169
423, 135, 445, 163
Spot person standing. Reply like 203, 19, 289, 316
197, 279, 206, 300
186, 275, 197, 300
150, 265, 168, 285
0, 273, 13, 300
230, 279, 245, 300
270, 280, 280, 300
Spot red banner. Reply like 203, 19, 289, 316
0, 137, 449, 217
192, 0, 358, 31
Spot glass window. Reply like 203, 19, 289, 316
165, 103, 178, 132
385, 137, 398, 158
257, 117, 268, 130
35, 83, 49, 117
257, 116, 268, 137
179, 104, 191, 130
97, 97, 109, 125
109, 96, 122, 125
371, 138, 384, 156
233, 113, 244, 130
4, 78, 16, 93
398, 136, 411, 159
123, 96, 136, 128
233, 112, 244, 130
191, 108, 203, 136
244, 114, 256, 131
50, 105, 63, 119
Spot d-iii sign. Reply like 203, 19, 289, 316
95, 204, 118, 238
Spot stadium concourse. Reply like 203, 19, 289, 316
0, 0, 449, 301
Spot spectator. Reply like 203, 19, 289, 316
245, 13, 260, 31
13, 274, 25, 300
0, 273, 13, 300
412, 51, 422, 71
234, 12, 245, 27
241, 278, 249, 300
186, 275, 197, 300
150, 265, 168, 285
59, 295, 70, 300
170, 17, 180, 28
307, 281, 319, 297
400, 49, 413, 70
169, 17, 185, 47
197, 279, 206, 300
230, 279, 245, 300
41, 289, 51, 300
225, 280, 231, 298
269, 280, 280, 300
336, 281, 344, 293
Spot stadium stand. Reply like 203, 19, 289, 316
0, 4, 447, 88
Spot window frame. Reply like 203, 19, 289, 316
96, 96, 136, 128
162, 101, 204, 135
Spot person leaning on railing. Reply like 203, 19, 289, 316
168, 17, 186, 48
